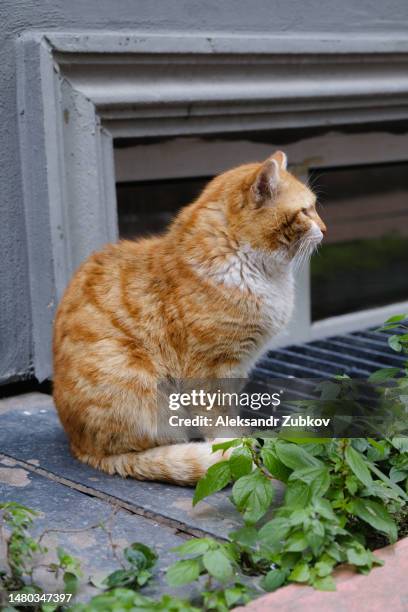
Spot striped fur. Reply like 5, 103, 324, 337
53, 151, 326, 485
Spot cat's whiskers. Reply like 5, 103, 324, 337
292, 231, 321, 272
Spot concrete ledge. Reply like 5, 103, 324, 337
240, 537, 408, 612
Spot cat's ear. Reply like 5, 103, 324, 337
251, 159, 280, 206
270, 150, 288, 171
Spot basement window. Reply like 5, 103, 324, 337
310, 162, 408, 321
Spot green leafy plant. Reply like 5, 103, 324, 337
166, 538, 254, 610
101, 542, 157, 590
187, 314, 408, 596
0, 502, 45, 590
49, 547, 83, 597
191, 435, 408, 593
0, 502, 82, 611
71, 589, 200, 612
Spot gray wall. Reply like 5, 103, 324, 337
1, 0, 408, 384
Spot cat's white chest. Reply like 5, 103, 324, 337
209, 245, 294, 330
233, 274, 294, 378
257, 274, 294, 331
215, 247, 295, 375
236, 246, 294, 331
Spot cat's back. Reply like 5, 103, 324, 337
53, 235, 165, 359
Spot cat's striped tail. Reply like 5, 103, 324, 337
72, 440, 231, 485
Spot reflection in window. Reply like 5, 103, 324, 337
310, 162, 408, 321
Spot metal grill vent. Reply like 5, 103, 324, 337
252, 327, 406, 384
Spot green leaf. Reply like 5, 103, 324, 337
353, 439, 369, 453
166, 559, 201, 587
285, 531, 308, 552
345, 446, 373, 487
368, 438, 387, 452
261, 448, 292, 483
104, 569, 142, 589
284, 481, 312, 509
368, 368, 400, 383
280, 552, 301, 571
384, 314, 408, 324
309, 519, 325, 539
135, 569, 151, 587
229, 446, 253, 479
326, 543, 343, 563
202, 549, 233, 582
313, 498, 336, 521
41, 604, 59, 612
306, 531, 324, 556
229, 526, 258, 548
171, 538, 213, 557
258, 517, 291, 551
224, 584, 250, 607
63, 571, 79, 594
389, 466, 407, 483
315, 560, 334, 577
193, 461, 232, 506
232, 470, 273, 524
315, 380, 341, 400
280, 436, 331, 445
313, 575, 336, 591
261, 569, 287, 592
377, 324, 401, 332
391, 437, 408, 452
212, 439, 242, 453
275, 441, 322, 470
288, 508, 309, 526
346, 547, 373, 567
124, 542, 157, 569
76, 590, 200, 612
350, 499, 398, 542
388, 335, 402, 352
368, 463, 408, 501
345, 475, 359, 495
289, 562, 310, 582
289, 466, 330, 497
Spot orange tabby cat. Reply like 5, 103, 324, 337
53, 151, 326, 485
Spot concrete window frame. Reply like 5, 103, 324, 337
16, 31, 408, 379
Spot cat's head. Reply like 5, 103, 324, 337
226, 151, 326, 263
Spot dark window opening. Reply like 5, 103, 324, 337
310, 162, 408, 321
117, 176, 210, 239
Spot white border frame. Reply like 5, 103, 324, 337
16, 31, 408, 378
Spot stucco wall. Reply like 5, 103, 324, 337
1, 0, 408, 383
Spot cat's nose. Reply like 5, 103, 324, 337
320, 222, 327, 235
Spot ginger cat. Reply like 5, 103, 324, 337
53, 151, 326, 485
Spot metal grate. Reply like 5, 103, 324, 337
244, 325, 406, 419
246, 325, 406, 404
252, 327, 406, 383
